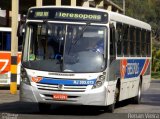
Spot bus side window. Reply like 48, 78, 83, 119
141, 29, 146, 56
116, 23, 123, 57
0, 32, 2, 50
110, 25, 116, 63
0, 31, 11, 51
136, 28, 141, 56
146, 31, 151, 56
130, 26, 136, 56
123, 25, 129, 57
6, 32, 11, 51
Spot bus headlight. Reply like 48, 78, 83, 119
20, 67, 31, 85
92, 75, 105, 89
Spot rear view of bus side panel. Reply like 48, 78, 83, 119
0, 29, 22, 85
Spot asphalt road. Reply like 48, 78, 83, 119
0, 80, 160, 119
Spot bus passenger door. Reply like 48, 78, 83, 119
106, 24, 118, 105
108, 24, 117, 82
109, 24, 116, 63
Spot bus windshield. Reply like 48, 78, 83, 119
22, 22, 107, 73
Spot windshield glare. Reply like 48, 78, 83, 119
22, 22, 107, 73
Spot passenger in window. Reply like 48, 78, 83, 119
46, 44, 55, 59
36, 37, 46, 60
84, 40, 104, 54
84, 33, 104, 54
29, 48, 35, 61
92, 40, 104, 54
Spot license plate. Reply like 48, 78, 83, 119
53, 94, 68, 101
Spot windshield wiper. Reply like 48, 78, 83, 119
67, 22, 91, 54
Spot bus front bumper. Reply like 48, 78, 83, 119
20, 82, 107, 106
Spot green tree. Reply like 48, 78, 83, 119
152, 46, 160, 72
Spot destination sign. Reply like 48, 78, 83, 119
55, 12, 102, 21
35, 11, 49, 17
28, 8, 108, 23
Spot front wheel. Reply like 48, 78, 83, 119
107, 103, 115, 113
106, 87, 119, 113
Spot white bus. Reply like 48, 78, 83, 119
20, 6, 151, 112
0, 27, 21, 85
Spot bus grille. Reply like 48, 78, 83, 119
36, 83, 87, 92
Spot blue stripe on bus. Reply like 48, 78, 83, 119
39, 78, 96, 86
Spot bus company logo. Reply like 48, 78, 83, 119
0, 52, 11, 74
31, 77, 42, 83
127, 63, 140, 75
120, 59, 127, 79
58, 84, 64, 90
0, 59, 9, 74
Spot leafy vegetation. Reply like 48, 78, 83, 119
113, 0, 160, 41
152, 72, 160, 79
152, 46, 160, 72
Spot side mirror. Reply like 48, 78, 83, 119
17, 22, 26, 51
17, 22, 26, 37
17, 14, 26, 37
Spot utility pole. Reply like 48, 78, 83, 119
56, 0, 61, 6
82, 0, 90, 7
71, 0, 77, 6
36, 0, 43, 6
10, 0, 19, 94
123, 0, 125, 14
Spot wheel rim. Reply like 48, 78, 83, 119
138, 86, 141, 101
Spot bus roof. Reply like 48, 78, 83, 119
29, 6, 151, 31
0, 27, 11, 32
29, 5, 110, 13
108, 11, 151, 31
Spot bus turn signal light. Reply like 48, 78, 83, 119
32, 77, 42, 83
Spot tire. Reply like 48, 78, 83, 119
107, 87, 119, 113
38, 103, 51, 113
107, 103, 115, 113
131, 81, 142, 104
